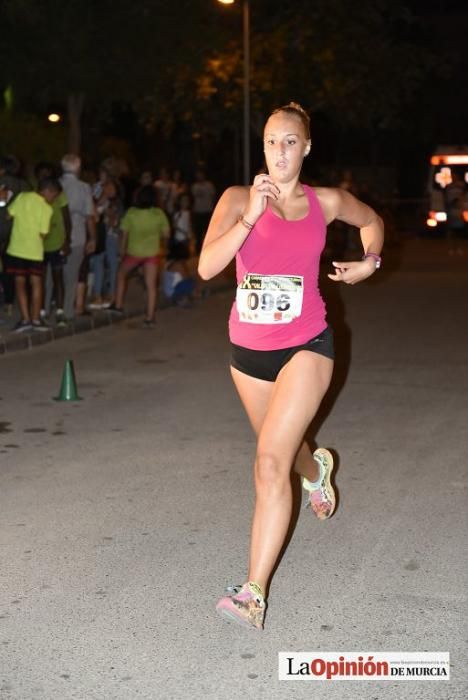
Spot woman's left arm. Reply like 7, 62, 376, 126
318, 187, 384, 285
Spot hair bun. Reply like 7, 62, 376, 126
287, 101, 306, 113
269, 102, 311, 139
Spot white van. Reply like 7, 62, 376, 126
426, 145, 468, 230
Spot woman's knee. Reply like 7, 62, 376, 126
254, 451, 290, 492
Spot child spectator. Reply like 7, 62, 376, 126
109, 185, 170, 327
5, 178, 60, 332
171, 193, 193, 259
162, 240, 196, 308
88, 165, 122, 308
35, 163, 71, 326
154, 167, 173, 213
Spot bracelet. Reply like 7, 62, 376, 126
362, 252, 382, 269
238, 214, 254, 231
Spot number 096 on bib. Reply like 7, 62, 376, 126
236, 273, 304, 324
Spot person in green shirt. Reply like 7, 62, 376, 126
109, 185, 169, 327
6, 178, 60, 332
34, 162, 71, 326
43, 189, 71, 325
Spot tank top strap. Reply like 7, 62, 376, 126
303, 184, 326, 227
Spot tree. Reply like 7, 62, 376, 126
175, 0, 437, 167
0, 0, 227, 154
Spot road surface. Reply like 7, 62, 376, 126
0, 240, 467, 699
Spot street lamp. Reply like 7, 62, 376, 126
218, 0, 250, 185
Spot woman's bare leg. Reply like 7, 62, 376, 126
232, 351, 333, 594
231, 368, 325, 488
114, 265, 129, 308
143, 263, 157, 320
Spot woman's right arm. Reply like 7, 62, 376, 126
198, 176, 279, 280
197, 186, 249, 280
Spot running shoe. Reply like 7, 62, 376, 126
55, 309, 67, 327
87, 299, 104, 310
302, 447, 336, 520
216, 581, 266, 630
12, 319, 32, 333
142, 319, 155, 329
107, 304, 124, 316
31, 319, 50, 332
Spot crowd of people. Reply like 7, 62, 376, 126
0, 155, 216, 332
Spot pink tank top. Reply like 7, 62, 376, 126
229, 184, 327, 350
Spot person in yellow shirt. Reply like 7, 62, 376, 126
6, 178, 60, 332
109, 185, 169, 327
34, 162, 71, 326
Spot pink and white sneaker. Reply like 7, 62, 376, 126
302, 448, 336, 520
216, 582, 266, 630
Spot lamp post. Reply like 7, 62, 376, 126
218, 0, 250, 185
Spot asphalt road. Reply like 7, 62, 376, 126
0, 240, 467, 700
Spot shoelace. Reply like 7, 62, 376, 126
225, 584, 265, 608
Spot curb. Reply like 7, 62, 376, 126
0, 309, 138, 356
0, 280, 234, 357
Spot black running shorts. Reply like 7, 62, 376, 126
230, 325, 334, 382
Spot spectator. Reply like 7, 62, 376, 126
171, 169, 188, 203
191, 169, 215, 254
0, 181, 15, 315
88, 199, 121, 309
132, 171, 153, 206
171, 193, 193, 259
60, 154, 96, 319
109, 185, 170, 327
35, 163, 71, 326
140, 171, 153, 187
0, 155, 31, 197
5, 178, 60, 332
88, 166, 122, 308
154, 167, 173, 213
162, 240, 196, 308
43, 194, 71, 324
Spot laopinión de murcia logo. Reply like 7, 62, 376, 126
278, 652, 450, 681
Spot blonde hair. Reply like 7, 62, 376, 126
269, 102, 311, 140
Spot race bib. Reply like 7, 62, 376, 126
236, 273, 304, 324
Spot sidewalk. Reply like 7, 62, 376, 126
0, 261, 234, 355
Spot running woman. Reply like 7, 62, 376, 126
198, 103, 384, 630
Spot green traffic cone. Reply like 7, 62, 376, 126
54, 359, 82, 401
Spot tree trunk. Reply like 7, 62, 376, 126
67, 93, 85, 155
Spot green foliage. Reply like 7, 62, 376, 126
0, 0, 451, 164
182, 0, 438, 136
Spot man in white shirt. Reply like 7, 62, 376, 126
60, 154, 96, 318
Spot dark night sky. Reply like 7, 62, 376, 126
1, 0, 466, 194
